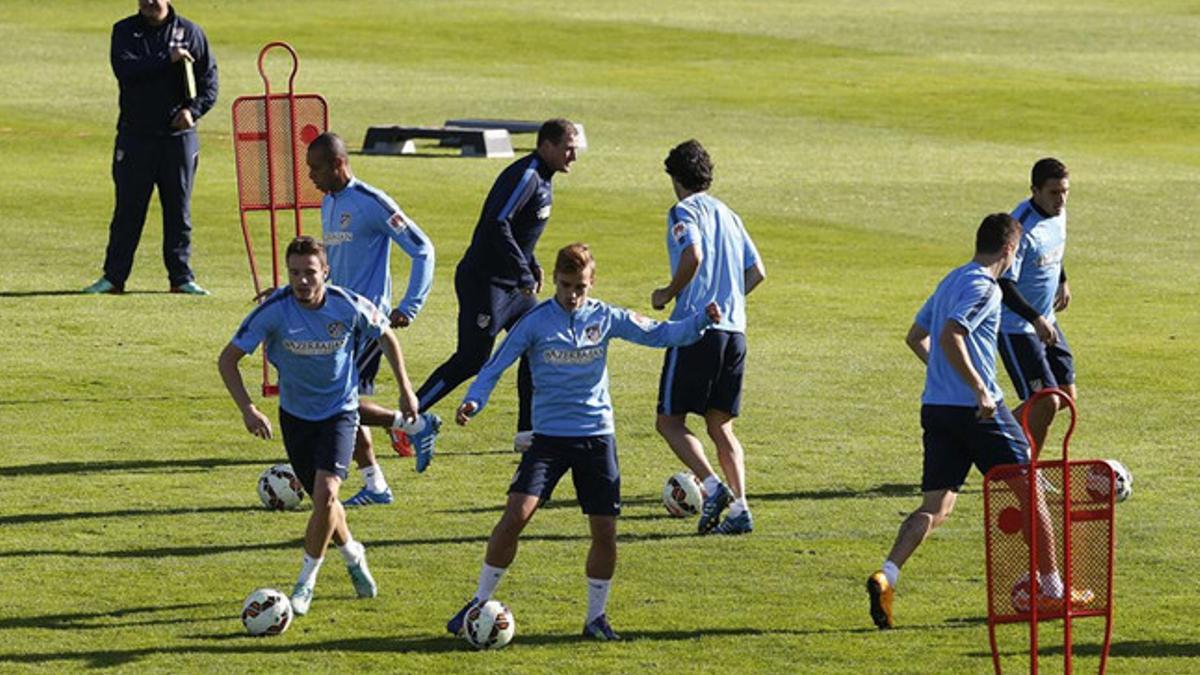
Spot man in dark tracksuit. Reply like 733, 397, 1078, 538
413, 119, 579, 449
85, 0, 218, 295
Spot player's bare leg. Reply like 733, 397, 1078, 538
656, 413, 717, 480
705, 410, 753, 534
868, 489, 957, 629
582, 515, 620, 640
292, 471, 347, 614
448, 493, 539, 635
342, 422, 394, 507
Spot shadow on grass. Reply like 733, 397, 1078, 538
0, 290, 173, 298
0, 394, 224, 407
0, 457, 268, 477
973, 639, 1200, 659
0, 602, 220, 631
0, 505, 250, 526
0, 625, 870, 667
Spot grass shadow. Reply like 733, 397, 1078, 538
0, 457, 269, 477
0, 505, 250, 526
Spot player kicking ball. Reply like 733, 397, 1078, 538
866, 214, 1091, 630
219, 236, 422, 616
445, 243, 720, 641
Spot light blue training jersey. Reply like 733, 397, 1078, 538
464, 298, 714, 436
667, 192, 760, 333
1000, 199, 1066, 334
321, 177, 435, 320
232, 285, 387, 421
915, 261, 1005, 407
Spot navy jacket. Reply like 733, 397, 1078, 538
460, 153, 555, 289
110, 6, 218, 136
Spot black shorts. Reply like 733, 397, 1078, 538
356, 339, 383, 397
278, 408, 358, 495
920, 403, 1030, 492
657, 329, 746, 417
509, 434, 620, 516
998, 326, 1075, 401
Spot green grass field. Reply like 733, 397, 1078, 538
2, 1, 1198, 672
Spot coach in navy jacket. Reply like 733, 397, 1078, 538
85, 0, 218, 296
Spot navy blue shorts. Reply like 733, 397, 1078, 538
457, 264, 539, 340
509, 434, 620, 516
278, 408, 358, 495
998, 326, 1075, 401
921, 403, 1030, 492
356, 339, 383, 397
657, 329, 746, 417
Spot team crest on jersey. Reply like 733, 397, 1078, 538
1030, 378, 1044, 392
388, 211, 409, 234
477, 313, 491, 329
339, 212, 352, 229
173, 27, 186, 42
327, 321, 347, 338
537, 205, 551, 220
672, 222, 687, 244
584, 323, 602, 344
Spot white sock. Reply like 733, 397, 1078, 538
474, 563, 506, 601
727, 497, 749, 517
339, 538, 365, 566
701, 475, 722, 497
1039, 570, 1064, 598
393, 412, 426, 434
297, 553, 324, 588
360, 464, 387, 492
586, 577, 612, 623
882, 560, 900, 588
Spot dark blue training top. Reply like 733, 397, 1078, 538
460, 153, 555, 289
110, 6, 218, 136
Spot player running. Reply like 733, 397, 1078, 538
306, 132, 440, 508
218, 236, 420, 616
445, 243, 720, 641
866, 214, 1089, 630
412, 119, 579, 452
651, 139, 766, 535
998, 158, 1075, 453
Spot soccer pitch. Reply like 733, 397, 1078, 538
1, 0, 1198, 671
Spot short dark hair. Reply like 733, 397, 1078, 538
975, 213, 1022, 255
554, 242, 595, 277
664, 139, 713, 192
537, 118, 576, 147
307, 132, 348, 161
1031, 157, 1068, 189
285, 235, 327, 264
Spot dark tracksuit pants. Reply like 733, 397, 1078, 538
416, 263, 536, 431
103, 130, 198, 288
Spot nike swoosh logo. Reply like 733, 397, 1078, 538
288, 327, 304, 334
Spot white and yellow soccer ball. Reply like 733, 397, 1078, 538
463, 600, 516, 650
241, 588, 293, 636
1085, 459, 1133, 503
257, 464, 305, 510
662, 471, 705, 517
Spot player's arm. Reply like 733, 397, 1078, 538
457, 318, 533, 425
489, 169, 539, 292
938, 320, 996, 419
110, 22, 172, 82
1053, 266, 1070, 312
377, 326, 418, 423
652, 244, 702, 310
188, 26, 219, 120
383, 208, 435, 327
905, 323, 930, 365
998, 278, 1057, 346
611, 303, 719, 348
217, 343, 272, 439
745, 259, 766, 296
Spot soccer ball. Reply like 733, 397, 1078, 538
257, 464, 305, 510
1084, 459, 1133, 503
463, 600, 516, 650
662, 471, 705, 517
241, 588, 293, 636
